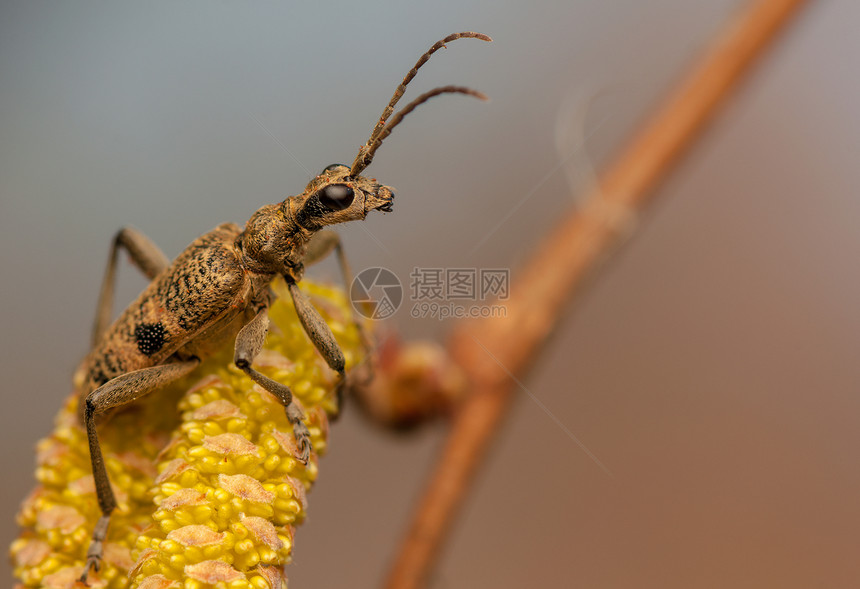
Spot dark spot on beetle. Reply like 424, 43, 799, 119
135, 322, 167, 356
91, 369, 110, 387
101, 353, 121, 376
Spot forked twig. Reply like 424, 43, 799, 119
384, 0, 812, 587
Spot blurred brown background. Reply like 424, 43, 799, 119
3, 1, 860, 587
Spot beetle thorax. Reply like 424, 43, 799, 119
239, 203, 309, 278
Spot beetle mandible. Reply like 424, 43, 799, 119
74, 31, 490, 583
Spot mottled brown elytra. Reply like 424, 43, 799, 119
74, 32, 490, 584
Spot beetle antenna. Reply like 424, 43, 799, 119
369, 32, 490, 146
351, 31, 491, 176
352, 86, 488, 175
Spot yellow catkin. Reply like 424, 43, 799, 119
11, 279, 362, 589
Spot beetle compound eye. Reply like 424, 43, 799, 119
322, 163, 348, 174
318, 184, 355, 210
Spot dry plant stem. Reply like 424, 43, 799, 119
385, 0, 812, 587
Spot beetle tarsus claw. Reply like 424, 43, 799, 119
79, 548, 102, 585
286, 404, 312, 465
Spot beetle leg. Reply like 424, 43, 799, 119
304, 231, 372, 351
234, 306, 311, 464
80, 359, 199, 585
92, 227, 170, 347
304, 229, 374, 418
287, 281, 350, 414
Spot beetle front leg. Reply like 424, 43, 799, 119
234, 306, 311, 464
303, 230, 374, 364
81, 360, 199, 584
287, 281, 348, 412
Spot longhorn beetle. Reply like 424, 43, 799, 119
74, 32, 490, 583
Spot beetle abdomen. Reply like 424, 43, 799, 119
77, 223, 249, 397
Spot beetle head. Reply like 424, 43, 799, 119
288, 163, 394, 232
